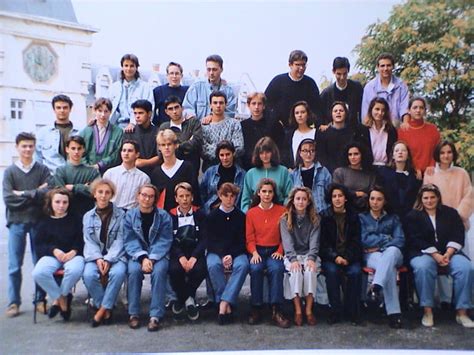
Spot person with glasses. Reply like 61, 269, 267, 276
405, 184, 474, 328
123, 184, 173, 331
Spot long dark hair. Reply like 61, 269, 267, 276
43, 187, 71, 217
252, 136, 281, 167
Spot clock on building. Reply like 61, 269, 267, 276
23, 42, 58, 82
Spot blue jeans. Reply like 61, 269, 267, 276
323, 261, 361, 317
8, 223, 45, 306
127, 258, 168, 318
207, 253, 249, 305
249, 246, 285, 306
32, 256, 84, 301
364, 246, 403, 315
83, 260, 127, 309
410, 254, 473, 310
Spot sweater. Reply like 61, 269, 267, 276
424, 165, 474, 228
265, 73, 322, 128
123, 124, 159, 177
320, 79, 363, 126
333, 167, 377, 212
35, 213, 84, 259
397, 121, 440, 173
150, 160, 200, 211
80, 123, 123, 174
246, 204, 286, 254
152, 84, 189, 126
2, 162, 51, 226
280, 213, 320, 262
51, 163, 100, 218
206, 208, 247, 258
169, 207, 207, 259
241, 165, 293, 213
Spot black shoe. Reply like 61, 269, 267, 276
218, 313, 227, 325
327, 312, 342, 325
48, 305, 61, 319
389, 313, 403, 329
186, 304, 200, 321
61, 294, 73, 321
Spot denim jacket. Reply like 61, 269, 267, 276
35, 125, 79, 174
199, 164, 246, 215
359, 211, 405, 251
123, 207, 173, 262
291, 162, 332, 213
83, 204, 126, 263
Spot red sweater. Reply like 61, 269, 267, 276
398, 121, 440, 173
246, 204, 286, 254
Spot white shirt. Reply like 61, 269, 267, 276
162, 159, 183, 178
15, 160, 35, 174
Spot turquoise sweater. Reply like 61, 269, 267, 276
240, 165, 293, 212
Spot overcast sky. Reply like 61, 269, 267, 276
72, 0, 402, 90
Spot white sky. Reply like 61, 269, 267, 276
72, 0, 402, 90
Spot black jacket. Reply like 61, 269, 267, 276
320, 79, 363, 127
169, 207, 207, 259
358, 125, 398, 166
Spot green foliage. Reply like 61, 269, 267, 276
354, 0, 473, 130
441, 120, 474, 171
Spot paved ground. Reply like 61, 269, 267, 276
0, 198, 473, 353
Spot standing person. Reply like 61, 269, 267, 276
35, 94, 78, 174
281, 101, 317, 168
158, 96, 203, 175
291, 138, 332, 213
183, 54, 236, 120
200, 91, 244, 171
80, 98, 123, 175
123, 100, 160, 177
3, 132, 51, 317
405, 184, 474, 328
32, 188, 84, 322
82, 179, 127, 327
206, 183, 249, 325
51, 136, 100, 218
280, 187, 320, 326
359, 187, 405, 328
360, 97, 397, 168
378, 141, 421, 223
200, 140, 246, 215
153, 62, 189, 126
246, 179, 290, 328
240, 92, 284, 170
397, 97, 440, 178
240, 137, 293, 213
150, 129, 200, 212
361, 53, 409, 127
108, 54, 154, 131
123, 184, 173, 331
316, 101, 362, 174
320, 184, 362, 325
332, 142, 377, 212
320, 57, 363, 126
265, 50, 322, 131
103, 140, 151, 211
168, 183, 207, 321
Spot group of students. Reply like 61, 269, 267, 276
3, 49, 473, 333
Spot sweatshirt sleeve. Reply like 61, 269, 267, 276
307, 225, 320, 261
245, 210, 257, 254
280, 218, 297, 262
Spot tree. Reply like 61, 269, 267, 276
354, 0, 473, 130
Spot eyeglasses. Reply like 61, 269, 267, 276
139, 192, 155, 200
300, 149, 315, 154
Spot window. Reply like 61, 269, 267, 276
11, 99, 26, 119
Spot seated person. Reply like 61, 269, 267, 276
246, 178, 290, 328
32, 188, 84, 321
359, 186, 405, 328
206, 183, 249, 325
200, 140, 246, 215
82, 179, 127, 327
320, 183, 362, 325
168, 183, 207, 321
123, 184, 173, 331
280, 187, 320, 327
405, 184, 474, 328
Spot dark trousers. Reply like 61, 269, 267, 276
169, 255, 207, 304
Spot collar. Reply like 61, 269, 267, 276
177, 207, 193, 217
219, 205, 234, 213
258, 203, 274, 210
335, 81, 348, 91
435, 162, 454, 172
370, 210, 387, 220
169, 120, 183, 130
288, 72, 303, 82
15, 160, 35, 172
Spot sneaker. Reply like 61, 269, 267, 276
172, 302, 185, 315
456, 315, 474, 328
185, 297, 199, 321
6, 304, 19, 318
147, 317, 160, 332
421, 313, 434, 327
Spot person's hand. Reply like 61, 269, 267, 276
222, 255, 233, 270
290, 261, 301, 272
62, 250, 77, 263
355, 191, 366, 197
187, 257, 197, 271
53, 248, 66, 262
13, 190, 23, 196
135, 159, 145, 168
425, 166, 435, 176
271, 252, 283, 260
141, 257, 153, 273
319, 124, 329, 132
102, 260, 110, 275
250, 251, 262, 264
124, 123, 135, 133
432, 252, 448, 267
96, 258, 109, 275
415, 169, 423, 180
365, 247, 380, 254
65, 184, 74, 192
399, 114, 411, 130
38, 182, 48, 189
306, 259, 317, 272
87, 118, 97, 126
201, 115, 212, 125
179, 256, 188, 271
335, 256, 348, 266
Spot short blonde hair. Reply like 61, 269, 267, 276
90, 178, 116, 198
156, 129, 178, 145
246, 92, 266, 105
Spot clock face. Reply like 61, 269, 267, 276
23, 43, 57, 82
